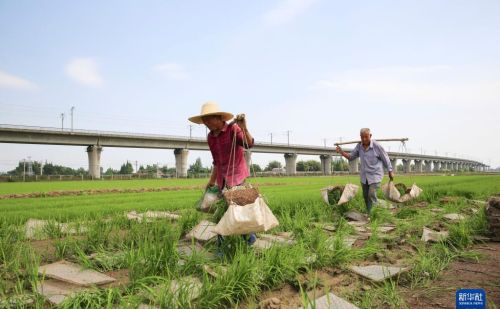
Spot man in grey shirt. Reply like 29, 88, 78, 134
336, 128, 394, 215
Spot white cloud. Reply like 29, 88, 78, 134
311, 65, 500, 106
153, 62, 189, 80
65, 58, 103, 87
262, 0, 317, 25
0, 70, 38, 90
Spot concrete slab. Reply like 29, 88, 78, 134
347, 221, 368, 227
185, 220, 218, 243
170, 276, 202, 302
353, 226, 368, 233
38, 260, 116, 286
345, 210, 367, 222
177, 242, 205, 257
60, 222, 88, 235
421, 227, 449, 242
344, 236, 359, 248
369, 225, 396, 233
327, 235, 358, 249
253, 234, 295, 250
0, 294, 34, 307
377, 199, 396, 209
443, 213, 466, 221
259, 233, 295, 245
202, 265, 227, 278
25, 219, 49, 239
144, 210, 181, 220
126, 210, 180, 222
299, 292, 359, 309
349, 265, 407, 282
36, 279, 88, 305
138, 304, 160, 309
430, 208, 444, 213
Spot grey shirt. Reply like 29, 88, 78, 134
349, 140, 393, 185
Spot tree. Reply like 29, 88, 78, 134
119, 161, 134, 174
188, 158, 210, 174
265, 161, 282, 171
296, 160, 321, 172
250, 164, 262, 172
332, 158, 349, 171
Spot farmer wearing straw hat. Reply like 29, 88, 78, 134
189, 101, 256, 245
336, 128, 394, 216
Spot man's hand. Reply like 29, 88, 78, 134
235, 114, 247, 130
388, 171, 394, 181
335, 146, 342, 154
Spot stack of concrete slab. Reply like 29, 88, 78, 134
37, 260, 116, 305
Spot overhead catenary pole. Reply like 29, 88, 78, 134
70, 106, 75, 132
60, 113, 65, 131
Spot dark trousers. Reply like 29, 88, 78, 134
361, 181, 380, 214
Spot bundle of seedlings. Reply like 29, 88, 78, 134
486, 196, 500, 241
196, 185, 221, 213
320, 183, 359, 206
382, 181, 423, 203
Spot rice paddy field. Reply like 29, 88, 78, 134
1, 174, 499, 308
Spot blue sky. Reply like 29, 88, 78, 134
1, 0, 499, 172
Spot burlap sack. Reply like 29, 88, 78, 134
213, 196, 279, 236
399, 183, 423, 202
321, 183, 359, 206
382, 181, 401, 203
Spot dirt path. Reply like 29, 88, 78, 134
402, 242, 500, 308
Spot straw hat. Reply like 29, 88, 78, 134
188, 101, 233, 124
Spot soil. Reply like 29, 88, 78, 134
402, 242, 500, 308
0, 182, 287, 200
223, 187, 260, 206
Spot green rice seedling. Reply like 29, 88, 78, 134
260, 244, 307, 288
197, 248, 262, 308
60, 287, 122, 309
178, 210, 202, 236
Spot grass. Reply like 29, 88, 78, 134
0, 174, 499, 308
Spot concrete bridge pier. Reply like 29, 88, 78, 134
452, 162, 458, 171
87, 145, 103, 179
349, 157, 359, 173
414, 160, 423, 173
284, 153, 297, 175
320, 154, 332, 175
244, 150, 252, 174
390, 158, 397, 171
174, 148, 189, 178
433, 161, 441, 172
424, 160, 433, 173
402, 159, 411, 173
446, 162, 452, 171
